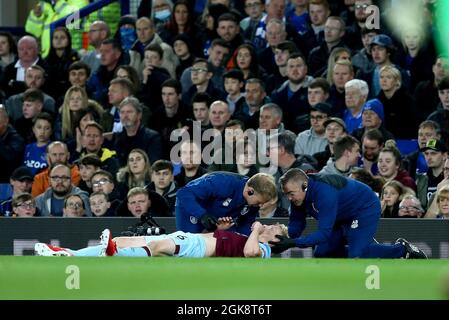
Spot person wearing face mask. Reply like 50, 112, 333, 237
152, 0, 174, 32
114, 15, 137, 56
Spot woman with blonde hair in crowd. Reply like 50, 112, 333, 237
116, 149, 152, 197
54, 86, 89, 141
376, 65, 415, 138
377, 140, 417, 191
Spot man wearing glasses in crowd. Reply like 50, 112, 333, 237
35, 164, 90, 217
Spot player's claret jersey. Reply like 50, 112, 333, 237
213, 230, 271, 258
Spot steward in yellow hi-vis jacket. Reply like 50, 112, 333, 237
26, 0, 88, 57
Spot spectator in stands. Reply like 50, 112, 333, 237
295, 102, 331, 156
5, 65, 55, 123
397, 195, 424, 218
265, 40, 299, 95
359, 128, 383, 176
307, 77, 330, 108
271, 53, 313, 133
240, 0, 267, 43
140, 43, 172, 109
101, 78, 135, 133
0, 31, 17, 77
413, 55, 449, 125
352, 98, 395, 143
349, 166, 384, 196
44, 26, 80, 100
343, 79, 369, 134
216, 13, 244, 65
436, 186, 449, 219
1, 35, 48, 98
427, 77, 449, 146
0, 166, 33, 217
129, 17, 179, 79
73, 122, 120, 177
62, 194, 86, 218
23, 112, 53, 175
183, 58, 225, 107
344, 0, 374, 50
113, 97, 162, 165
396, 25, 436, 91
116, 148, 152, 199
424, 158, 449, 218
381, 180, 414, 218
149, 160, 178, 216
0, 105, 25, 184
258, 103, 284, 134
175, 140, 209, 188
356, 34, 410, 98
10, 193, 37, 217
234, 78, 270, 130
286, 0, 309, 36
324, 47, 351, 84
15, 88, 44, 144
114, 14, 137, 54
196, 2, 229, 58
351, 27, 378, 74
35, 164, 90, 217
151, 0, 174, 32
268, 130, 317, 209
159, 0, 199, 52
209, 100, 231, 136
114, 65, 141, 95
320, 135, 360, 176
68, 61, 92, 97
233, 44, 266, 82
223, 69, 245, 116
377, 140, 416, 191
312, 117, 346, 170
257, 19, 288, 76
150, 79, 190, 159
300, 0, 330, 57
172, 33, 196, 79
308, 16, 346, 77
87, 39, 124, 107
89, 192, 114, 217
376, 65, 415, 139
181, 38, 229, 95
235, 136, 261, 178
91, 170, 121, 211
416, 139, 446, 210
81, 21, 110, 74
54, 86, 89, 141
77, 154, 102, 194
328, 59, 354, 117
118, 186, 170, 218
404, 120, 440, 179
31, 141, 80, 197
191, 92, 213, 130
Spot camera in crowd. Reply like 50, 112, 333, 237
121, 214, 166, 237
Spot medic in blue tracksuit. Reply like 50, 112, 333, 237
175, 172, 276, 236
270, 169, 427, 258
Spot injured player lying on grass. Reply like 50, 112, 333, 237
34, 218, 288, 258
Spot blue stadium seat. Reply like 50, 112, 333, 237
395, 139, 419, 156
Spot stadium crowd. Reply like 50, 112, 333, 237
1, 0, 449, 231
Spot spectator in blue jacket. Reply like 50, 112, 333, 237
271, 168, 427, 259
175, 172, 277, 235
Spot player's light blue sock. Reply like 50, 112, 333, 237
71, 245, 103, 257
115, 247, 151, 257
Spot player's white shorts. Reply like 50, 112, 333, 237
144, 231, 206, 257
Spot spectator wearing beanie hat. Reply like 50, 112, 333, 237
172, 33, 196, 79
352, 98, 395, 143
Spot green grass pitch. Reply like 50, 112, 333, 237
0, 257, 448, 300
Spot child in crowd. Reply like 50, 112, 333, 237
89, 191, 114, 217
23, 112, 53, 175
223, 69, 245, 115
77, 154, 102, 194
